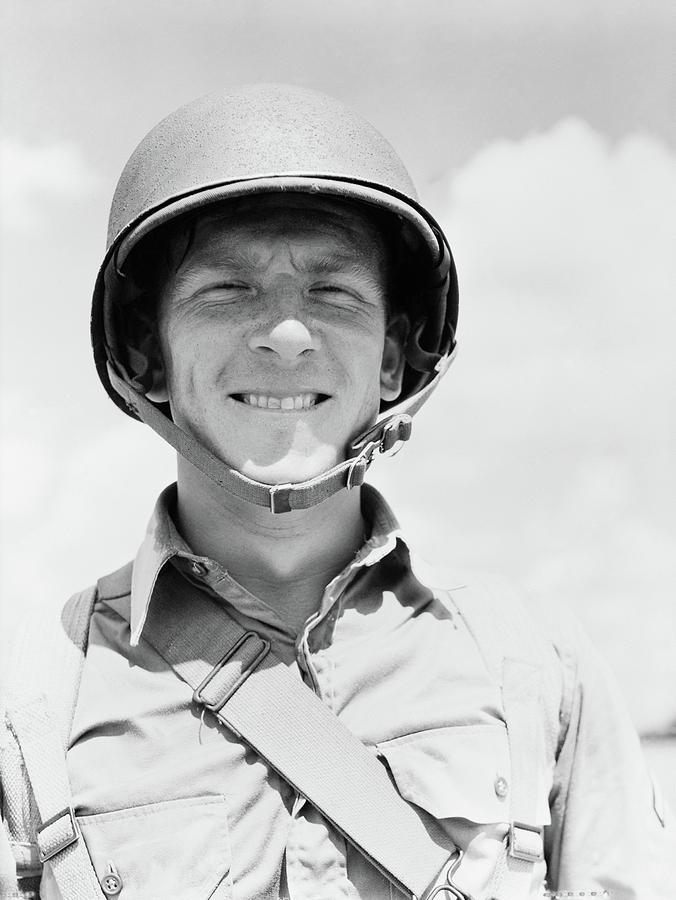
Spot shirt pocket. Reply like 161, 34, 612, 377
375, 724, 551, 897
75, 794, 233, 900
376, 723, 524, 825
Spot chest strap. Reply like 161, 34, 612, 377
4, 587, 107, 899
123, 562, 452, 900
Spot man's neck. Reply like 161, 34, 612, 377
174, 457, 367, 633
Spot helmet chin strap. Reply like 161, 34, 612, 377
106, 349, 456, 514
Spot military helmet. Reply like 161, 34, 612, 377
91, 84, 459, 512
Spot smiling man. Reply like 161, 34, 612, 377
1, 84, 673, 900
143, 195, 408, 634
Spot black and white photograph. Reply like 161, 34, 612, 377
1, 2, 674, 898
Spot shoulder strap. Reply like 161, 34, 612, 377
113, 561, 451, 900
448, 575, 563, 757
1, 586, 106, 899
444, 575, 563, 900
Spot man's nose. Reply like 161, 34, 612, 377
248, 288, 320, 361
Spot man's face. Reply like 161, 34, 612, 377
152, 195, 407, 485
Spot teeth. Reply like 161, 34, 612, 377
241, 393, 319, 410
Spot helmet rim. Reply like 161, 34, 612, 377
111, 175, 446, 274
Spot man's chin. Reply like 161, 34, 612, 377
237, 450, 342, 486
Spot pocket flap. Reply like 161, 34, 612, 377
377, 724, 549, 826
77, 795, 231, 899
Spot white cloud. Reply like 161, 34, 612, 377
0, 137, 102, 234
0, 403, 175, 631
441, 119, 676, 343
425, 120, 676, 473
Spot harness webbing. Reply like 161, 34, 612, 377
3, 588, 106, 899
1, 560, 558, 899
106, 562, 452, 899
448, 577, 556, 899
106, 347, 455, 515
8, 698, 106, 899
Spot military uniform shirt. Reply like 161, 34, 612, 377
52, 484, 672, 900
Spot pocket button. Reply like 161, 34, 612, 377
100, 861, 123, 895
494, 776, 509, 799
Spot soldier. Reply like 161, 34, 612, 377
1, 84, 673, 900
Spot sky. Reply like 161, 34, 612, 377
1, 0, 674, 734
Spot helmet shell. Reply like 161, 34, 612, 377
92, 83, 458, 418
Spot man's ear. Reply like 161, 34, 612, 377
380, 313, 409, 403
145, 347, 169, 404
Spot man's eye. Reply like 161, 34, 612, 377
311, 285, 353, 298
197, 282, 250, 299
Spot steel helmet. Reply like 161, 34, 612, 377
92, 83, 458, 512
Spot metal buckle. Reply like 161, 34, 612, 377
192, 632, 270, 713
346, 456, 369, 490
425, 850, 469, 899
509, 821, 544, 862
268, 484, 293, 514
379, 414, 412, 455
36, 807, 80, 862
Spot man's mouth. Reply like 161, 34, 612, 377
231, 392, 329, 411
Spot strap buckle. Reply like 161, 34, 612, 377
268, 484, 293, 514
346, 456, 369, 490
36, 806, 80, 863
193, 632, 271, 713
509, 821, 544, 862
425, 850, 469, 899
379, 414, 412, 455
345, 414, 413, 489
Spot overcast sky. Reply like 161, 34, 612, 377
1, 0, 674, 733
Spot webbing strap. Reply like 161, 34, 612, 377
135, 563, 450, 899
8, 697, 105, 899
448, 580, 550, 899
2, 587, 103, 898
497, 659, 546, 898
108, 365, 375, 513
106, 347, 456, 515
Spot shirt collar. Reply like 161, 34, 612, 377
130, 482, 405, 646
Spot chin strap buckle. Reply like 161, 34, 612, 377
345, 414, 412, 490
380, 414, 412, 455
268, 484, 293, 514
350, 413, 413, 458
346, 456, 369, 490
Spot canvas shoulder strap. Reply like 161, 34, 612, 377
438, 571, 565, 900
447, 574, 564, 753
102, 561, 452, 900
1, 585, 107, 899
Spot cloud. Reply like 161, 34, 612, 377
0, 137, 102, 234
440, 119, 676, 344
425, 120, 676, 479
0, 399, 175, 632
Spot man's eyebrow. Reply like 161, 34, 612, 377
171, 248, 261, 291
297, 251, 369, 273
298, 252, 385, 289
190, 247, 261, 271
